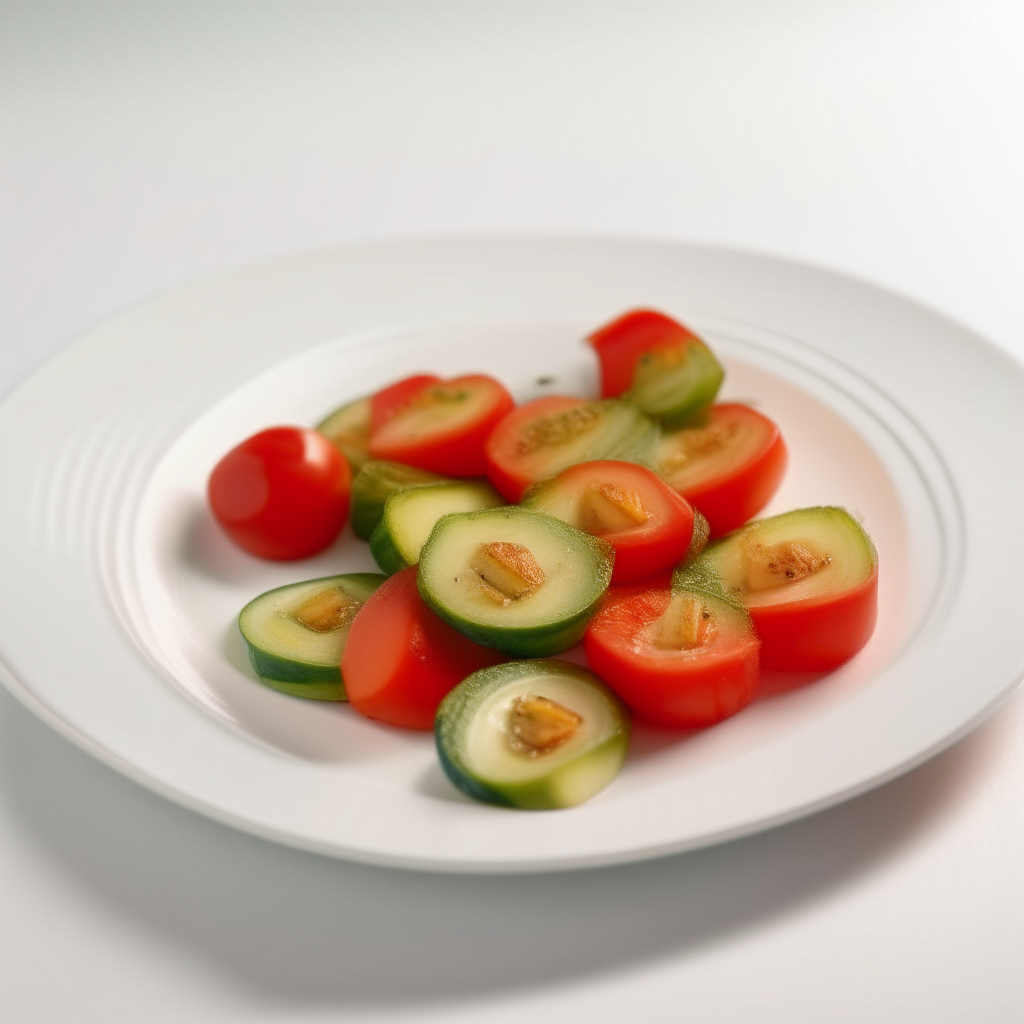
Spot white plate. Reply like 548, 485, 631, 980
2, 238, 1023, 873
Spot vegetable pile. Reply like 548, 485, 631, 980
212, 309, 879, 810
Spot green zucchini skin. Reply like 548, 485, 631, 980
350, 459, 449, 540
435, 660, 631, 810
417, 506, 613, 657
368, 480, 505, 575
629, 339, 725, 425
316, 396, 372, 471
239, 572, 386, 700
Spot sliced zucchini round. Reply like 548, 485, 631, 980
629, 338, 724, 424
238, 573, 386, 700
417, 506, 613, 656
436, 659, 630, 809
369, 479, 505, 574
350, 459, 450, 540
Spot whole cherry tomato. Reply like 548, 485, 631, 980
208, 426, 351, 560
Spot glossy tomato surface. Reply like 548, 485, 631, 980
208, 426, 351, 560
369, 373, 441, 433
750, 567, 879, 671
368, 374, 514, 476
525, 460, 698, 584
584, 587, 760, 728
342, 567, 506, 729
655, 403, 787, 536
587, 309, 702, 398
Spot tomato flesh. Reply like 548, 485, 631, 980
369, 373, 442, 433
342, 567, 505, 729
525, 460, 697, 584
654, 403, 787, 536
369, 374, 514, 476
584, 586, 760, 728
208, 426, 351, 560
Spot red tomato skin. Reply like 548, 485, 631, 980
207, 427, 351, 560
675, 406, 788, 537
588, 309, 702, 398
368, 374, 514, 476
484, 395, 587, 502
369, 374, 441, 433
342, 567, 505, 729
533, 460, 697, 584
584, 588, 760, 728
750, 567, 879, 671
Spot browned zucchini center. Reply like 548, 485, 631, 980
469, 541, 546, 605
580, 482, 651, 533
517, 403, 602, 454
741, 538, 831, 591
653, 593, 718, 650
291, 587, 361, 632
508, 694, 582, 756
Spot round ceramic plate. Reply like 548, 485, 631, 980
2, 238, 1023, 873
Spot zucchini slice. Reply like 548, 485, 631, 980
317, 396, 372, 471
350, 459, 450, 540
369, 479, 505, 574
436, 659, 630, 809
417, 506, 614, 656
238, 573, 386, 700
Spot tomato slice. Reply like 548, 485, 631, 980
208, 426, 351, 560
369, 373, 442, 433
484, 395, 657, 502
588, 309, 704, 398
653, 403, 787, 536
368, 374, 514, 476
524, 460, 698, 584
584, 586, 760, 728
342, 567, 505, 729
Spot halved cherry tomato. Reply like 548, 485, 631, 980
584, 586, 760, 728
588, 309, 704, 398
342, 567, 505, 729
368, 374, 514, 476
653, 403, 787, 536
369, 373, 442, 433
524, 460, 699, 584
208, 426, 351, 560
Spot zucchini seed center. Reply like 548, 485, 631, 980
517, 403, 602, 454
741, 538, 831, 591
470, 542, 546, 605
652, 593, 717, 650
580, 482, 651, 533
291, 588, 361, 632
508, 694, 582, 756
660, 419, 740, 470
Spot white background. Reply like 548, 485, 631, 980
2, 2, 1023, 1020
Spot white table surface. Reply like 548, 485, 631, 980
2, 3, 1022, 1021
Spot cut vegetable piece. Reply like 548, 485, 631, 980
369, 479, 505, 574
368, 374, 514, 476
317, 396, 371, 470
435, 660, 630, 809
342, 567, 505, 729
683, 506, 878, 671
653, 403, 787, 536
350, 459, 450, 540
417, 506, 613, 657
238, 573, 385, 700
484, 395, 658, 502
208, 426, 352, 560
524, 460, 698, 584
369, 373, 442, 432
587, 309, 725, 423
584, 584, 760, 728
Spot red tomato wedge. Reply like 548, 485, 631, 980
693, 506, 879, 671
368, 374, 514, 476
484, 395, 657, 502
524, 460, 700, 584
584, 586, 760, 728
588, 309, 704, 398
342, 567, 505, 729
208, 426, 351, 560
369, 373, 442, 433
653, 403, 787, 537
